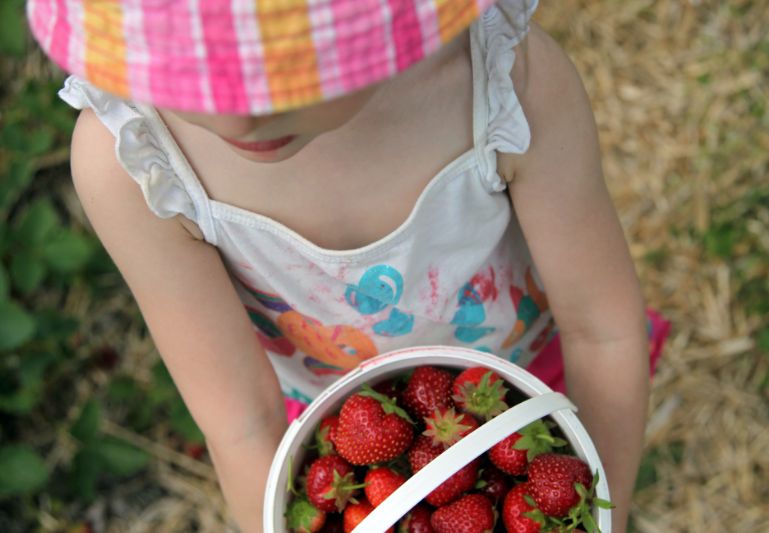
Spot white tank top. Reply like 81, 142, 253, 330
60, 0, 554, 404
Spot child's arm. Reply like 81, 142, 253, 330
71, 108, 284, 533
502, 25, 649, 532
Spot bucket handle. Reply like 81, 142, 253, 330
351, 392, 577, 533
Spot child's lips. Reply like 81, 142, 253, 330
220, 134, 297, 152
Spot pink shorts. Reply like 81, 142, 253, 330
283, 309, 670, 424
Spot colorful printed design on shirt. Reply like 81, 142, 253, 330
238, 278, 378, 376
451, 267, 498, 343
245, 306, 296, 356
502, 267, 549, 349
345, 265, 415, 337
528, 320, 555, 353
284, 387, 314, 406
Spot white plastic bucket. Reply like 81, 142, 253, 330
264, 346, 612, 532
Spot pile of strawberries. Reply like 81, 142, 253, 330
285, 366, 611, 533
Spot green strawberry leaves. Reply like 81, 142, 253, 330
513, 420, 568, 461
359, 383, 414, 424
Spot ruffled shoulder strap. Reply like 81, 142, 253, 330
58, 76, 218, 245
470, 0, 538, 192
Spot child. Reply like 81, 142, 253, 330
27, 0, 668, 531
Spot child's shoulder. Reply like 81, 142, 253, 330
70, 107, 204, 240
498, 23, 596, 182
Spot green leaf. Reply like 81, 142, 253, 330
703, 224, 740, 259
595, 498, 614, 509
25, 129, 55, 156
0, 445, 49, 498
71, 447, 103, 502
0, 264, 8, 301
107, 375, 141, 403
757, 328, 769, 353
14, 199, 59, 246
42, 231, 94, 273
582, 509, 598, 533
71, 400, 102, 443
0, 160, 35, 214
0, 352, 55, 414
10, 251, 47, 295
34, 310, 79, 342
0, 300, 36, 350
0, 0, 26, 57
94, 436, 150, 477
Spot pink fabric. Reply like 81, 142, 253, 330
526, 309, 670, 394
387, 0, 425, 70
141, 0, 208, 113
332, 0, 392, 92
284, 397, 309, 424
200, 0, 248, 113
49, 0, 70, 68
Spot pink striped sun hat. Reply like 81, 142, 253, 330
27, 0, 496, 115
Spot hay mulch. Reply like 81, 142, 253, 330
536, 1, 769, 531
33, 0, 768, 531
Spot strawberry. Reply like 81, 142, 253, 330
335, 385, 414, 465
306, 455, 363, 513
286, 495, 327, 533
398, 505, 434, 532
501, 483, 541, 533
407, 434, 480, 506
422, 407, 479, 449
476, 464, 512, 504
342, 498, 394, 533
373, 377, 405, 402
401, 366, 455, 420
527, 453, 592, 517
314, 415, 339, 456
430, 494, 494, 533
490, 420, 568, 476
489, 432, 528, 475
364, 466, 407, 507
452, 367, 509, 420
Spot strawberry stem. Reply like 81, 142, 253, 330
359, 384, 414, 423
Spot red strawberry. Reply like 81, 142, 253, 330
490, 420, 568, 475
342, 498, 394, 533
489, 432, 528, 476
335, 385, 414, 465
286, 495, 327, 533
407, 435, 479, 506
364, 466, 407, 507
422, 407, 479, 449
315, 415, 339, 456
398, 505, 435, 532
401, 366, 454, 420
306, 455, 362, 513
501, 483, 541, 533
452, 367, 509, 420
476, 465, 512, 504
430, 494, 494, 533
527, 453, 592, 517
373, 377, 405, 402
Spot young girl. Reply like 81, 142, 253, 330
28, 0, 668, 531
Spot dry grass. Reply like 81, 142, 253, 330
536, 1, 769, 531
30, 0, 768, 531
